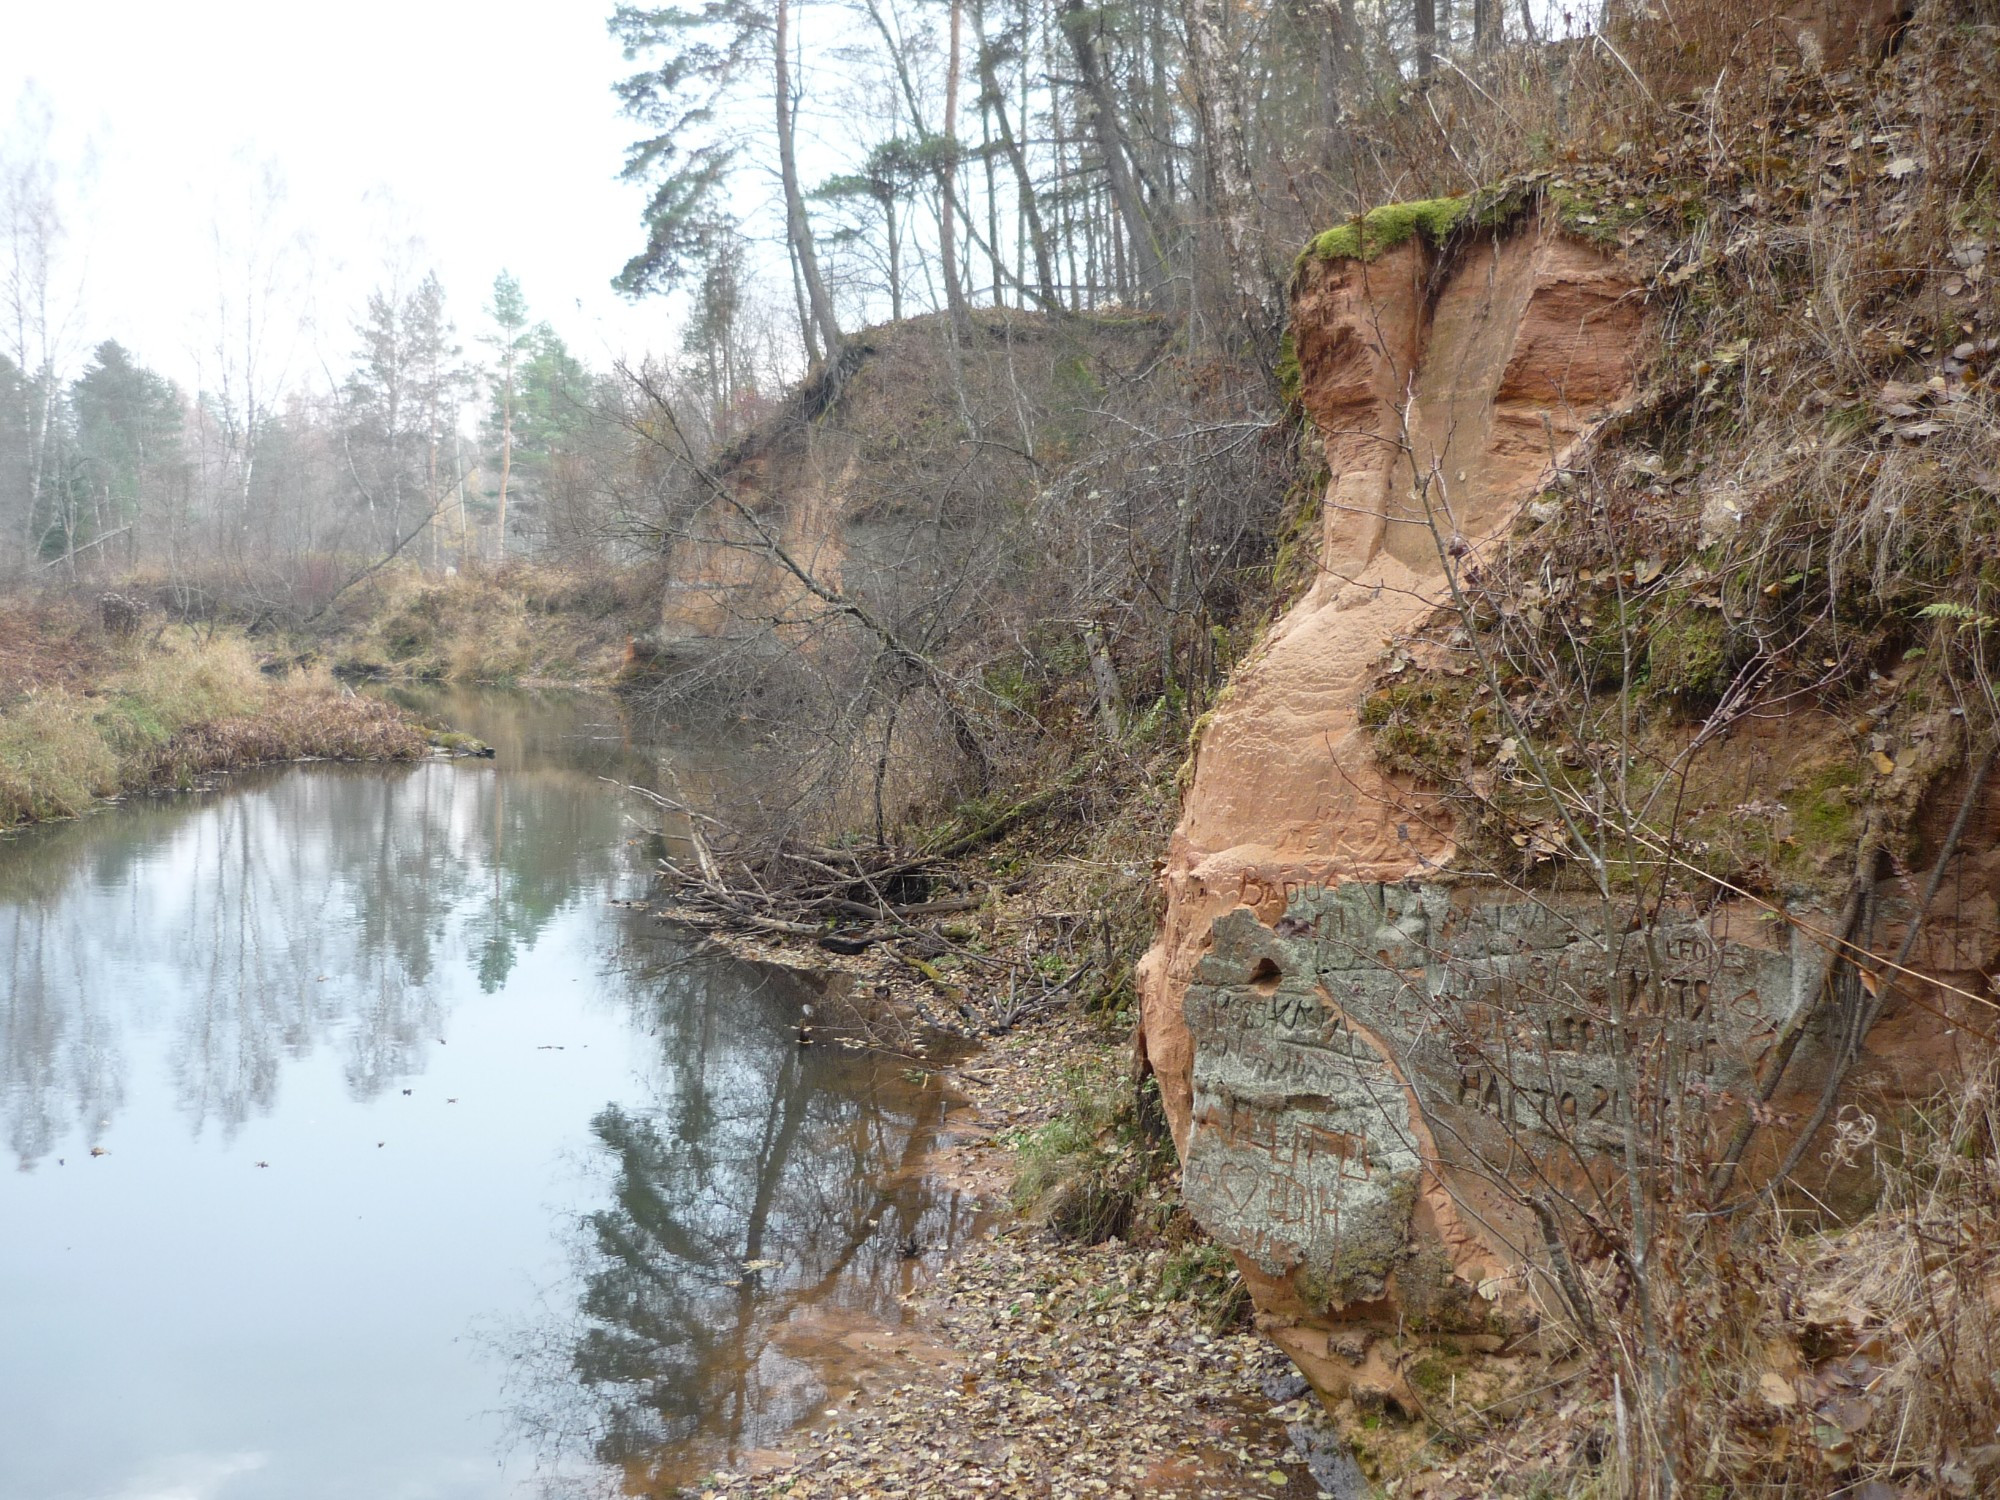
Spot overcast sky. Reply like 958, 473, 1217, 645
2, 0, 699, 390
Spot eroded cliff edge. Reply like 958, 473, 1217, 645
1135, 196, 1999, 1412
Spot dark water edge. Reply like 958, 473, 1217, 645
0, 686, 981, 1500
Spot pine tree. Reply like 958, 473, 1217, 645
403, 274, 472, 568
71, 341, 183, 559
611, 0, 842, 363
482, 271, 531, 560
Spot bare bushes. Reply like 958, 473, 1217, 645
1401, 1060, 2000, 1495
327, 559, 653, 684
626, 311, 1294, 864
1742, 1063, 2000, 1491
146, 695, 431, 789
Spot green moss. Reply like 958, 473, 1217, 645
1360, 679, 1475, 782
1300, 177, 1647, 273
1647, 612, 1731, 703
1788, 762, 1862, 859
1177, 705, 1218, 793
1303, 197, 1470, 265
1406, 1354, 1457, 1398
1267, 448, 1326, 601
1575, 598, 1648, 691
1548, 186, 1647, 248
1275, 328, 1303, 407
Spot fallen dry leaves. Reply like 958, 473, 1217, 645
701, 1230, 1322, 1500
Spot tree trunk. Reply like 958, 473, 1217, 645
883, 194, 904, 322
1081, 622, 1125, 737
1059, 0, 1176, 301
1185, 0, 1278, 351
979, 62, 1001, 304
787, 236, 824, 366
939, 0, 971, 331
1415, 0, 1438, 80
496, 341, 513, 560
775, 0, 843, 362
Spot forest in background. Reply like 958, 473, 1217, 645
1, 0, 1598, 619
3, 0, 1899, 860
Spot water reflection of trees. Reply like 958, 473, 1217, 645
515, 934, 981, 1496
0, 754, 632, 1168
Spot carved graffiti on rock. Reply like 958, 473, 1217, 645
1182, 881, 1835, 1297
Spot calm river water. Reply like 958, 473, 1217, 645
0, 688, 977, 1500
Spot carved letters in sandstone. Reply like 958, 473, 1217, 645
1182, 882, 1835, 1295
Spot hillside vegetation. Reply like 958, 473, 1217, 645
644, 3, 2000, 1498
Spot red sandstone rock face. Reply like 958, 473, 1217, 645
1141, 222, 1647, 1151
1142, 207, 2000, 1414
1135, 218, 1649, 1403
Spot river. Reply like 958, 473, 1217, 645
0, 687, 979, 1500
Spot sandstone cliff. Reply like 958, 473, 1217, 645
1139, 207, 1653, 1401
1139, 168, 2000, 1417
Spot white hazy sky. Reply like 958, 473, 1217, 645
1, 0, 700, 389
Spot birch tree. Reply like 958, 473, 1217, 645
201, 160, 305, 558
1184, 0, 1278, 348
1, 98, 69, 566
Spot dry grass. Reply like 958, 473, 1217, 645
0, 611, 431, 827
327, 559, 647, 684
1538, 1064, 2000, 1497
1354, 0, 1999, 883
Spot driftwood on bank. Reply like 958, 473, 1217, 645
609, 779, 1088, 1032
611, 777, 1052, 931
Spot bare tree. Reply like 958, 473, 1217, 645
1184, 0, 1279, 348
776, 0, 844, 363
0, 93, 72, 570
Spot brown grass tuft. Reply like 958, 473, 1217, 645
0, 624, 431, 827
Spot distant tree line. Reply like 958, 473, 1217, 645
0, 0, 1616, 609
611, 0, 1581, 380
0, 108, 787, 607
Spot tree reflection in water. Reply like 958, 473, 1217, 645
514, 928, 982, 1496
0, 741, 628, 1169
0, 686, 984, 1494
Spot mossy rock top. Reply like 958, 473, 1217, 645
1302, 198, 1470, 265
1296, 178, 1548, 270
